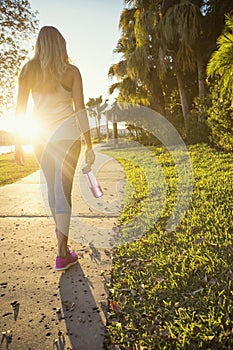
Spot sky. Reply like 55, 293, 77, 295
0, 0, 124, 131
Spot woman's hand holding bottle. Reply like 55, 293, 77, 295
85, 147, 95, 165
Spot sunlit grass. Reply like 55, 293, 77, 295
103, 143, 233, 349
0, 152, 39, 187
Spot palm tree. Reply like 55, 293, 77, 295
86, 96, 108, 142
109, 2, 166, 114
158, 0, 233, 125
206, 14, 233, 151
157, 0, 203, 133
207, 15, 233, 97
110, 0, 233, 139
86, 97, 98, 138
105, 101, 123, 147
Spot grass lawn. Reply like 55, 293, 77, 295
103, 143, 233, 349
0, 152, 39, 187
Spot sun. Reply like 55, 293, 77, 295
15, 115, 42, 144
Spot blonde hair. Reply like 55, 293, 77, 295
20, 26, 70, 92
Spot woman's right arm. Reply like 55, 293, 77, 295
14, 65, 31, 166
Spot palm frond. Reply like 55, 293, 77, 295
207, 15, 233, 96
108, 60, 127, 78
127, 46, 149, 80
109, 82, 122, 95
119, 8, 136, 30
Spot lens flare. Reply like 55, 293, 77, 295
15, 115, 42, 144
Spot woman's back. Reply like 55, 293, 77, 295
29, 64, 81, 142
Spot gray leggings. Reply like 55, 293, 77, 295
35, 139, 81, 216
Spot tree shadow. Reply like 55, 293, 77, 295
58, 262, 106, 350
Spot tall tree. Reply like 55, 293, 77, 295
109, 0, 233, 140
105, 101, 120, 147
157, 1, 203, 132
207, 15, 233, 97
206, 15, 233, 151
86, 96, 108, 142
0, 0, 38, 115
109, 1, 166, 115
195, 0, 233, 99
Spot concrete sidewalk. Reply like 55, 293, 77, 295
0, 145, 125, 350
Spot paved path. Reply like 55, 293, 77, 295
0, 145, 125, 350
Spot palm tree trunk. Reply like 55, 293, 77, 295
197, 56, 206, 99
94, 115, 98, 138
176, 69, 190, 136
106, 118, 109, 143
151, 70, 166, 116
196, 54, 206, 124
113, 122, 118, 147
97, 114, 101, 142
112, 114, 118, 147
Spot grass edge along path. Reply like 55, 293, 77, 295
103, 143, 233, 350
0, 152, 39, 187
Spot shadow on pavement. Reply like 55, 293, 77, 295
58, 262, 105, 350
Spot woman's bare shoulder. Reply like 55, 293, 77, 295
19, 59, 38, 82
61, 64, 82, 90
67, 64, 82, 79
19, 59, 34, 73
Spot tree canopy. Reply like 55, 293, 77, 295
109, 0, 233, 141
207, 15, 233, 98
206, 14, 233, 151
0, 0, 38, 114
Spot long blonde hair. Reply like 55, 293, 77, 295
20, 26, 70, 92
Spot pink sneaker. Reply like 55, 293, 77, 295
55, 249, 78, 271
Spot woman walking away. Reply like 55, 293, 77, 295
14, 26, 95, 271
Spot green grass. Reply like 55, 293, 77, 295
0, 152, 39, 187
103, 143, 233, 350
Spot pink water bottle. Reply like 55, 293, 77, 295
82, 165, 104, 198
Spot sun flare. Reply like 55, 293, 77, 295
15, 115, 42, 143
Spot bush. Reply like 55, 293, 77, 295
188, 97, 211, 144
207, 81, 233, 152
